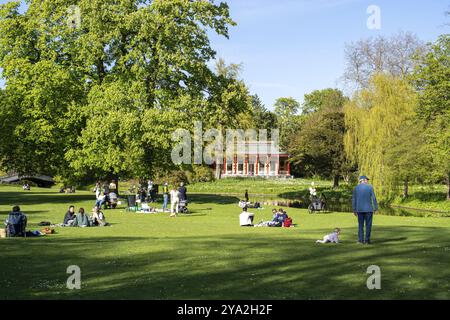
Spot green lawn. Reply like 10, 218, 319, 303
187, 178, 450, 212
0, 184, 449, 299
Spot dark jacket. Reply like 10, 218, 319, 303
352, 183, 378, 213
6, 211, 27, 236
178, 186, 187, 201
63, 211, 76, 224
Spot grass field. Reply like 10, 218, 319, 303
0, 184, 449, 300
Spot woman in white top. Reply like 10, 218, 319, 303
170, 187, 180, 217
239, 207, 255, 226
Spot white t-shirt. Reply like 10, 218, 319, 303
239, 211, 254, 226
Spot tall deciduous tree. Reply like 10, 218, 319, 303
344, 74, 420, 201
0, 0, 243, 181
274, 97, 301, 149
302, 88, 348, 115
289, 89, 350, 187
343, 31, 425, 89
411, 34, 450, 200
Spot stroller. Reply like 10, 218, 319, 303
178, 200, 189, 214
308, 196, 326, 214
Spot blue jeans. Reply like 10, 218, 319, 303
163, 194, 169, 210
357, 212, 373, 243
95, 200, 104, 208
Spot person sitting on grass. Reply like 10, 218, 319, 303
239, 207, 255, 227
91, 206, 109, 227
316, 228, 341, 244
72, 208, 91, 227
63, 205, 76, 226
5, 206, 27, 237
254, 209, 284, 227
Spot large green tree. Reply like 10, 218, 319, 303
344, 74, 421, 201
411, 34, 450, 199
302, 88, 348, 115
0, 0, 244, 181
289, 89, 350, 187
273, 97, 301, 149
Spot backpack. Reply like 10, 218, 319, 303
283, 217, 293, 228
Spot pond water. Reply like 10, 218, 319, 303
252, 198, 449, 218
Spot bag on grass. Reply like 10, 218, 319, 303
283, 217, 293, 228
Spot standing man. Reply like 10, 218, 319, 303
178, 182, 187, 202
147, 179, 153, 202
352, 176, 378, 245
162, 182, 169, 212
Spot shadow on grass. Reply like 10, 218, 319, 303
0, 191, 94, 207
0, 226, 448, 300
401, 191, 447, 203
189, 194, 240, 205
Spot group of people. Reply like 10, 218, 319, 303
236, 175, 377, 245
59, 186, 76, 193
165, 182, 188, 216
94, 181, 118, 209
62, 205, 109, 227
128, 180, 188, 216
240, 207, 293, 228
5, 175, 377, 245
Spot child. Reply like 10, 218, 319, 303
316, 228, 341, 244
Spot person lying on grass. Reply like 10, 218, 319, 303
239, 207, 255, 226
71, 208, 91, 227
316, 228, 341, 244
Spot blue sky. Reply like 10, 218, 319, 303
1, 0, 449, 108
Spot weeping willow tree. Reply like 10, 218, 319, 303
344, 74, 419, 201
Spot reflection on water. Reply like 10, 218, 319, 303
255, 199, 449, 218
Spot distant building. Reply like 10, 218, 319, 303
218, 141, 292, 178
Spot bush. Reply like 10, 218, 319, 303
190, 166, 215, 184
167, 170, 189, 187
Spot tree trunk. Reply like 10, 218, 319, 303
447, 173, 450, 201
96, 58, 106, 84
215, 163, 222, 180
114, 177, 119, 196
403, 177, 409, 198
333, 175, 339, 189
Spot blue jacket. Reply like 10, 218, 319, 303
352, 183, 378, 213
